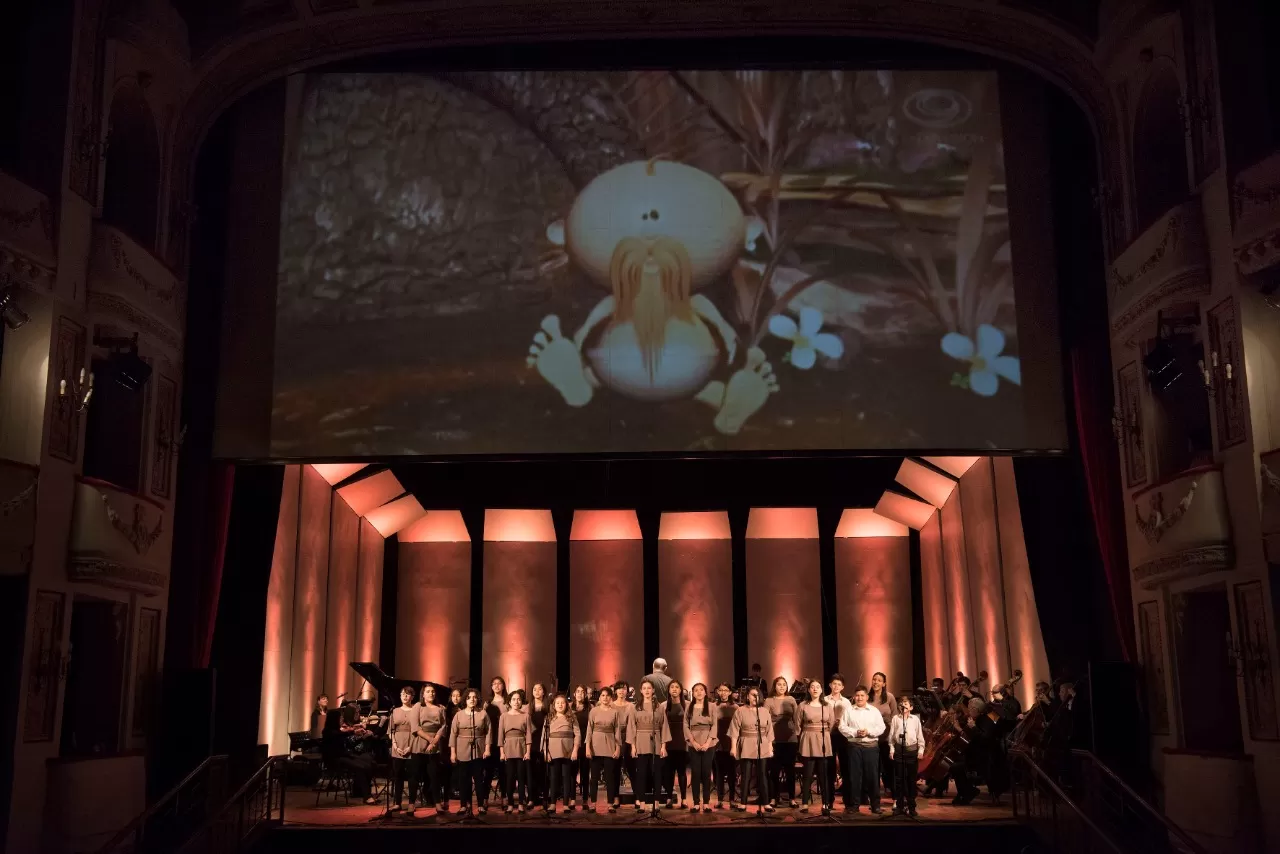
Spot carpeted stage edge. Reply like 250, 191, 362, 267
262, 821, 1034, 853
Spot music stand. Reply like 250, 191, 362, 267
627, 705, 679, 826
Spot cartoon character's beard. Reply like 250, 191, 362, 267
609, 236, 694, 379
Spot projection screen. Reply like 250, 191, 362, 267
266, 68, 1065, 457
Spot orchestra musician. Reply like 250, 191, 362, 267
571, 685, 592, 809
498, 689, 533, 813
389, 686, 420, 813
629, 680, 670, 811
310, 693, 329, 739
727, 686, 773, 812
795, 679, 835, 815
450, 688, 492, 815
414, 685, 448, 812
887, 694, 925, 817
868, 672, 899, 800
684, 682, 717, 813
544, 694, 582, 814
713, 682, 738, 809
765, 675, 798, 810
839, 685, 886, 814
662, 680, 689, 808
585, 686, 623, 812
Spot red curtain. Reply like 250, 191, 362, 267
195, 462, 236, 669
1070, 346, 1134, 662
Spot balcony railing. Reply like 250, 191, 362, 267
95, 755, 228, 854
87, 221, 185, 332
178, 756, 286, 854
0, 170, 56, 292
1126, 465, 1232, 590
1107, 198, 1210, 337
1232, 149, 1280, 275
68, 478, 171, 595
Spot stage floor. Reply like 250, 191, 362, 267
283, 786, 1014, 827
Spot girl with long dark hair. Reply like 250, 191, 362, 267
585, 687, 622, 812
628, 680, 670, 811
728, 686, 774, 811
414, 684, 448, 812
544, 694, 581, 814
449, 688, 491, 815
796, 678, 834, 815
571, 685, 591, 809
765, 675, 799, 809
389, 686, 420, 814
713, 682, 737, 809
527, 682, 549, 810
499, 689, 532, 813
482, 676, 508, 807
684, 682, 717, 813
868, 671, 899, 800
662, 679, 689, 808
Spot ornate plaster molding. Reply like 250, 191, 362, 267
86, 291, 183, 354
1109, 269, 1209, 337
67, 555, 167, 596
1133, 479, 1199, 545
100, 493, 164, 556
1133, 543, 1232, 590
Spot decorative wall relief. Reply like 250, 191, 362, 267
68, 0, 107, 203
23, 590, 65, 742
1137, 600, 1169, 735
0, 464, 38, 576
1183, 0, 1221, 183
150, 376, 176, 500
48, 317, 86, 463
1134, 479, 1199, 544
131, 607, 160, 737
1118, 361, 1146, 487
1206, 296, 1246, 448
1234, 580, 1278, 740
102, 495, 164, 555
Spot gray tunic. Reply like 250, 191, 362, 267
628, 701, 671, 755
728, 706, 774, 759
415, 702, 447, 754
586, 706, 623, 757
795, 702, 835, 758
389, 705, 418, 758
764, 695, 798, 743
543, 713, 582, 760
684, 702, 718, 751
450, 708, 491, 759
499, 709, 533, 758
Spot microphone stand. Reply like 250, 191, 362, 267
540, 718, 569, 821
442, 710, 486, 825
800, 704, 843, 825
882, 711, 919, 823
733, 705, 780, 825
627, 703, 678, 826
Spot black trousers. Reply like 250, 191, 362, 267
848, 744, 880, 808
417, 753, 443, 806
613, 744, 633, 801
664, 749, 688, 801
894, 753, 919, 811
801, 756, 833, 807
589, 756, 619, 804
549, 757, 575, 805
770, 742, 797, 803
577, 748, 591, 803
503, 758, 527, 803
456, 759, 486, 809
481, 755, 501, 804
830, 729, 850, 805
634, 754, 662, 804
527, 750, 546, 806
880, 740, 895, 795
391, 755, 418, 805
338, 754, 374, 799
689, 749, 713, 805
714, 751, 736, 803
737, 758, 769, 805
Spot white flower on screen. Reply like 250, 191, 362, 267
768, 307, 844, 370
941, 324, 1022, 396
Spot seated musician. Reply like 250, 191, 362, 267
320, 706, 378, 805
309, 694, 329, 739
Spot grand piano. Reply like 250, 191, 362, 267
348, 661, 450, 711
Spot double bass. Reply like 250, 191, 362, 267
917, 700, 971, 783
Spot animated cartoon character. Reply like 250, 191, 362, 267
526, 159, 777, 435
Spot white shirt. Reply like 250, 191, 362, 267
838, 702, 886, 745
824, 694, 853, 720
887, 713, 925, 756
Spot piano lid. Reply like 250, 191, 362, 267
349, 661, 449, 708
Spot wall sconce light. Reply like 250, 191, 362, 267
0, 287, 30, 330
1199, 351, 1233, 394
58, 367, 93, 414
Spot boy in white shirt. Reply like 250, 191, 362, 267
887, 694, 926, 816
838, 686, 886, 813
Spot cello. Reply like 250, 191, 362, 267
917, 699, 971, 783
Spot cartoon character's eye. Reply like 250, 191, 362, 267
650, 209, 660, 221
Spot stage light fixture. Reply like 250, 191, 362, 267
0, 287, 31, 330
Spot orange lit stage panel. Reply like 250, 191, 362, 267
940, 489, 977, 680
745, 508, 821, 686
354, 518, 384, 701
324, 492, 360, 702
834, 510, 912, 692
260, 464, 300, 757
397, 511, 471, 688
992, 456, 1050, 709
289, 465, 332, 734
657, 512, 733, 691
482, 510, 557, 694
569, 511, 644, 688
959, 458, 1012, 692
919, 510, 951, 686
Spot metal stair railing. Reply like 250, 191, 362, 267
95, 755, 230, 854
177, 756, 287, 854
1010, 748, 1127, 854
1067, 749, 1208, 854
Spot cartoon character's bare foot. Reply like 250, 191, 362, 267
704, 347, 779, 435
527, 315, 595, 407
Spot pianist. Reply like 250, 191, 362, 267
310, 694, 329, 739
